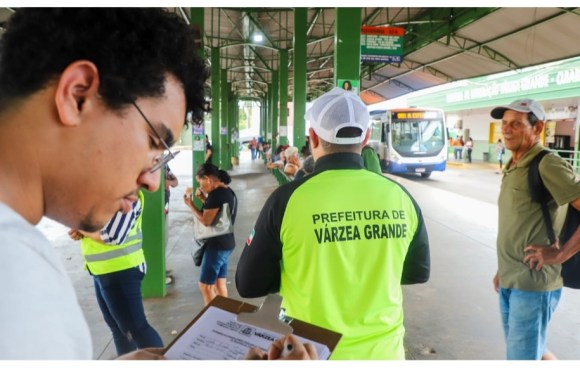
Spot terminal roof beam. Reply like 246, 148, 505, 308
361, 8, 497, 80
365, 59, 454, 90
220, 8, 244, 44
364, 89, 389, 101
363, 7, 580, 97
244, 11, 277, 49
362, 7, 389, 25
307, 8, 322, 36
372, 73, 417, 93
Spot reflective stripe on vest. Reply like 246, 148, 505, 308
83, 238, 142, 262
81, 192, 146, 275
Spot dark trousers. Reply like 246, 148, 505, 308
93, 266, 163, 355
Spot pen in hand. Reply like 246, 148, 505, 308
243, 334, 318, 360
281, 343, 293, 357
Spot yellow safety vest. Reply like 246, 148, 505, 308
81, 191, 145, 275
279, 169, 419, 359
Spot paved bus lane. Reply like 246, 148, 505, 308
394, 166, 580, 360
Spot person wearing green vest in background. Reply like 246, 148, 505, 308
236, 88, 430, 359
69, 190, 163, 356
361, 145, 382, 174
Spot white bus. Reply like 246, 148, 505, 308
367, 108, 448, 178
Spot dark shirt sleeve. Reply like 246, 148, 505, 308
201, 190, 222, 227
236, 191, 285, 298
401, 199, 430, 284
203, 190, 222, 210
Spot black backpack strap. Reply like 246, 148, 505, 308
528, 149, 556, 244
539, 197, 556, 245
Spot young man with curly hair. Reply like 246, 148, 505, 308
0, 8, 209, 360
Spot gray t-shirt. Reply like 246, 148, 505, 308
0, 203, 92, 359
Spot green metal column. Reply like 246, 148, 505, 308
334, 8, 361, 90
222, 82, 232, 170
211, 47, 221, 167
141, 177, 166, 298
191, 7, 206, 206
225, 85, 234, 169
233, 96, 239, 161
262, 96, 268, 142
293, 8, 307, 150
266, 85, 272, 146
258, 99, 266, 140
279, 49, 289, 146
271, 70, 279, 151
220, 69, 228, 169
260, 99, 266, 140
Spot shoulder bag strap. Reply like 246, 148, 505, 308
528, 149, 556, 244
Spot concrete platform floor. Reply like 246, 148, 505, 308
36, 150, 580, 361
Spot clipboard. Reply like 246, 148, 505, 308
163, 294, 342, 360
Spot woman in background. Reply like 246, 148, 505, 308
496, 138, 505, 174
184, 163, 237, 305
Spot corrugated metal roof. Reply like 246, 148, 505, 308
2, 7, 579, 105
359, 7, 580, 104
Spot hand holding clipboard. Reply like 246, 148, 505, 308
163, 294, 341, 360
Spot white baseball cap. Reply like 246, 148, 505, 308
490, 98, 546, 121
305, 87, 370, 145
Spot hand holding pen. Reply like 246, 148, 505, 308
244, 334, 318, 360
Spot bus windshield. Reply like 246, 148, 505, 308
390, 111, 445, 157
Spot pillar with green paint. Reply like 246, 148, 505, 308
220, 69, 229, 170
211, 48, 221, 168
191, 7, 206, 206
293, 8, 307, 150
270, 70, 279, 151
334, 8, 361, 90
141, 175, 166, 298
279, 49, 289, 146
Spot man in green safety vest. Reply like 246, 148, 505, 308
361, 145, 382, 174
236, 87, 430, 360
69, 191, 163, 356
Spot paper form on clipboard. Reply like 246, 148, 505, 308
163, 295, 341, 360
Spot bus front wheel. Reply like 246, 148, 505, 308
420, 172, 432, 178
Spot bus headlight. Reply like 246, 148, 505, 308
390, 152, 401, 163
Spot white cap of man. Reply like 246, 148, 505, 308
305, 87, 370, 145
490, 98, 546, 121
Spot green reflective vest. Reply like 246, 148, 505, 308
361, 145, 382, 174
81, 191, 145, 275
279, 169, 419, 359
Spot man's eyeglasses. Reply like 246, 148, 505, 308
132, 102, 179, 173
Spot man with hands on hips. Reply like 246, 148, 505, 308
491, 98, 580, 360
